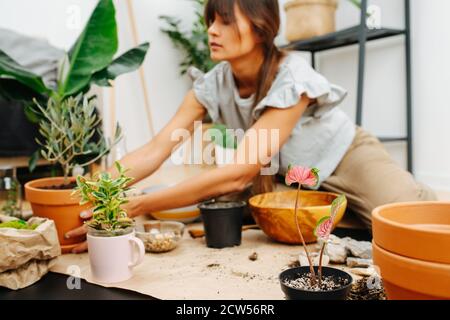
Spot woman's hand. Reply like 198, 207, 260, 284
65, 198, 142, 254
64, 209, 92, 254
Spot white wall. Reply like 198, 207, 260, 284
0, 0, 449, 191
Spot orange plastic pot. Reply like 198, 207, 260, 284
373, 242, 450, 300
25, 177, 89, 254
372, 202, 450, 264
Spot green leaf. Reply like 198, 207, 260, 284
209, 124, 237, 149
331, 194, 346, 219
24, 102, 43, 123
59, 0, 118, 97
91, 42, 150, 87
28, 150, 41, 172
0, 49, 50, 95
310, 167, 320, 188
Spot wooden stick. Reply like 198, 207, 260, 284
109, 85, 117, 163
125, 0, 155, 138
188, 225, 260, 239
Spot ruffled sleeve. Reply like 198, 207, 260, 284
192, 64, 225, 122
252, 54, 347, 122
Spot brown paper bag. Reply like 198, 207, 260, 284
0, 216, 61, 289
0, 258, 58, 290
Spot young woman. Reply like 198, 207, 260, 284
66, 0, 436, 253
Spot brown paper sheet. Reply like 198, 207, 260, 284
50, 225, 349, 300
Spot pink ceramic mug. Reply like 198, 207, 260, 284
87, 228, 145, 284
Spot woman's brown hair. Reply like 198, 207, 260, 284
205, 0, 284, 194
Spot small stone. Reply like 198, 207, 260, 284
299, 252, 329, 267
350, 267, 377, 277
346, 258, 373, 268
327, 243, 348, 264
249, 252, 258, 261
346, 239, 372, 259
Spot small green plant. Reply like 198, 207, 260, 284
159, 0, 216, 75
0, 219, 39, 230
209, 124, 238, 149
74, 161, 134, 233
32, 94, 122, 183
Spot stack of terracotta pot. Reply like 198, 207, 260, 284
372, 202, 450, 300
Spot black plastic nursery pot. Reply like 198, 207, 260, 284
280, 266, 353, 300
198, 201, 246, 249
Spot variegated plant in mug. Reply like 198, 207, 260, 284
73, 162, 145, 284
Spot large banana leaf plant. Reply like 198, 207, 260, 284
0, 0, 150, 171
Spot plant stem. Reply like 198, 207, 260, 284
294, 184, 317, 284
318, 242, 327, 287
63, 164, 71, 185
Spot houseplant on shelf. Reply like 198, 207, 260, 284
279, 165, 353, 300
159, 0, 216, 77
74, 162, 145, 284
5, 0, 150, 253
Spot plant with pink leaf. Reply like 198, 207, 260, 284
314, 194, 347, 285
285, 164, 320, 284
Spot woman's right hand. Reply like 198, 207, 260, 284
64, 209, 93, 254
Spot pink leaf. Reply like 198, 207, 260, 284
315, 216, 334, 241
285, 165, 320, 187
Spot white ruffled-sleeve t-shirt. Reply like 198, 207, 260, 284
192, 51, 356, 187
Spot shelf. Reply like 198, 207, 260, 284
378, 136, 408, 143
282, 26, 406, 52
0, 156, 49, 169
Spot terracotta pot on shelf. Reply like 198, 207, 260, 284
284, 0, 338, 42
25, 177, 89, 254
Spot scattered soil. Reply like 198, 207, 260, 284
249, 252, 258, 261
39, 182, 78, 190
287, 260, 300, 268
283, 272, 350, 292
347, 276, 387, 300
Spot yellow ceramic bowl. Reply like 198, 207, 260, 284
151, 205, 200, 224
142, 185, 200, 223
249, 190, 347, 244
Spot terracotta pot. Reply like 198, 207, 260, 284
249, 191, 346, 244
284, 0, 338, 42
372, 202, 450, 264
373, 242, 450, 300
25, 177, 89, 254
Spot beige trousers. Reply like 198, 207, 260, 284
320, 127, 438, 229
